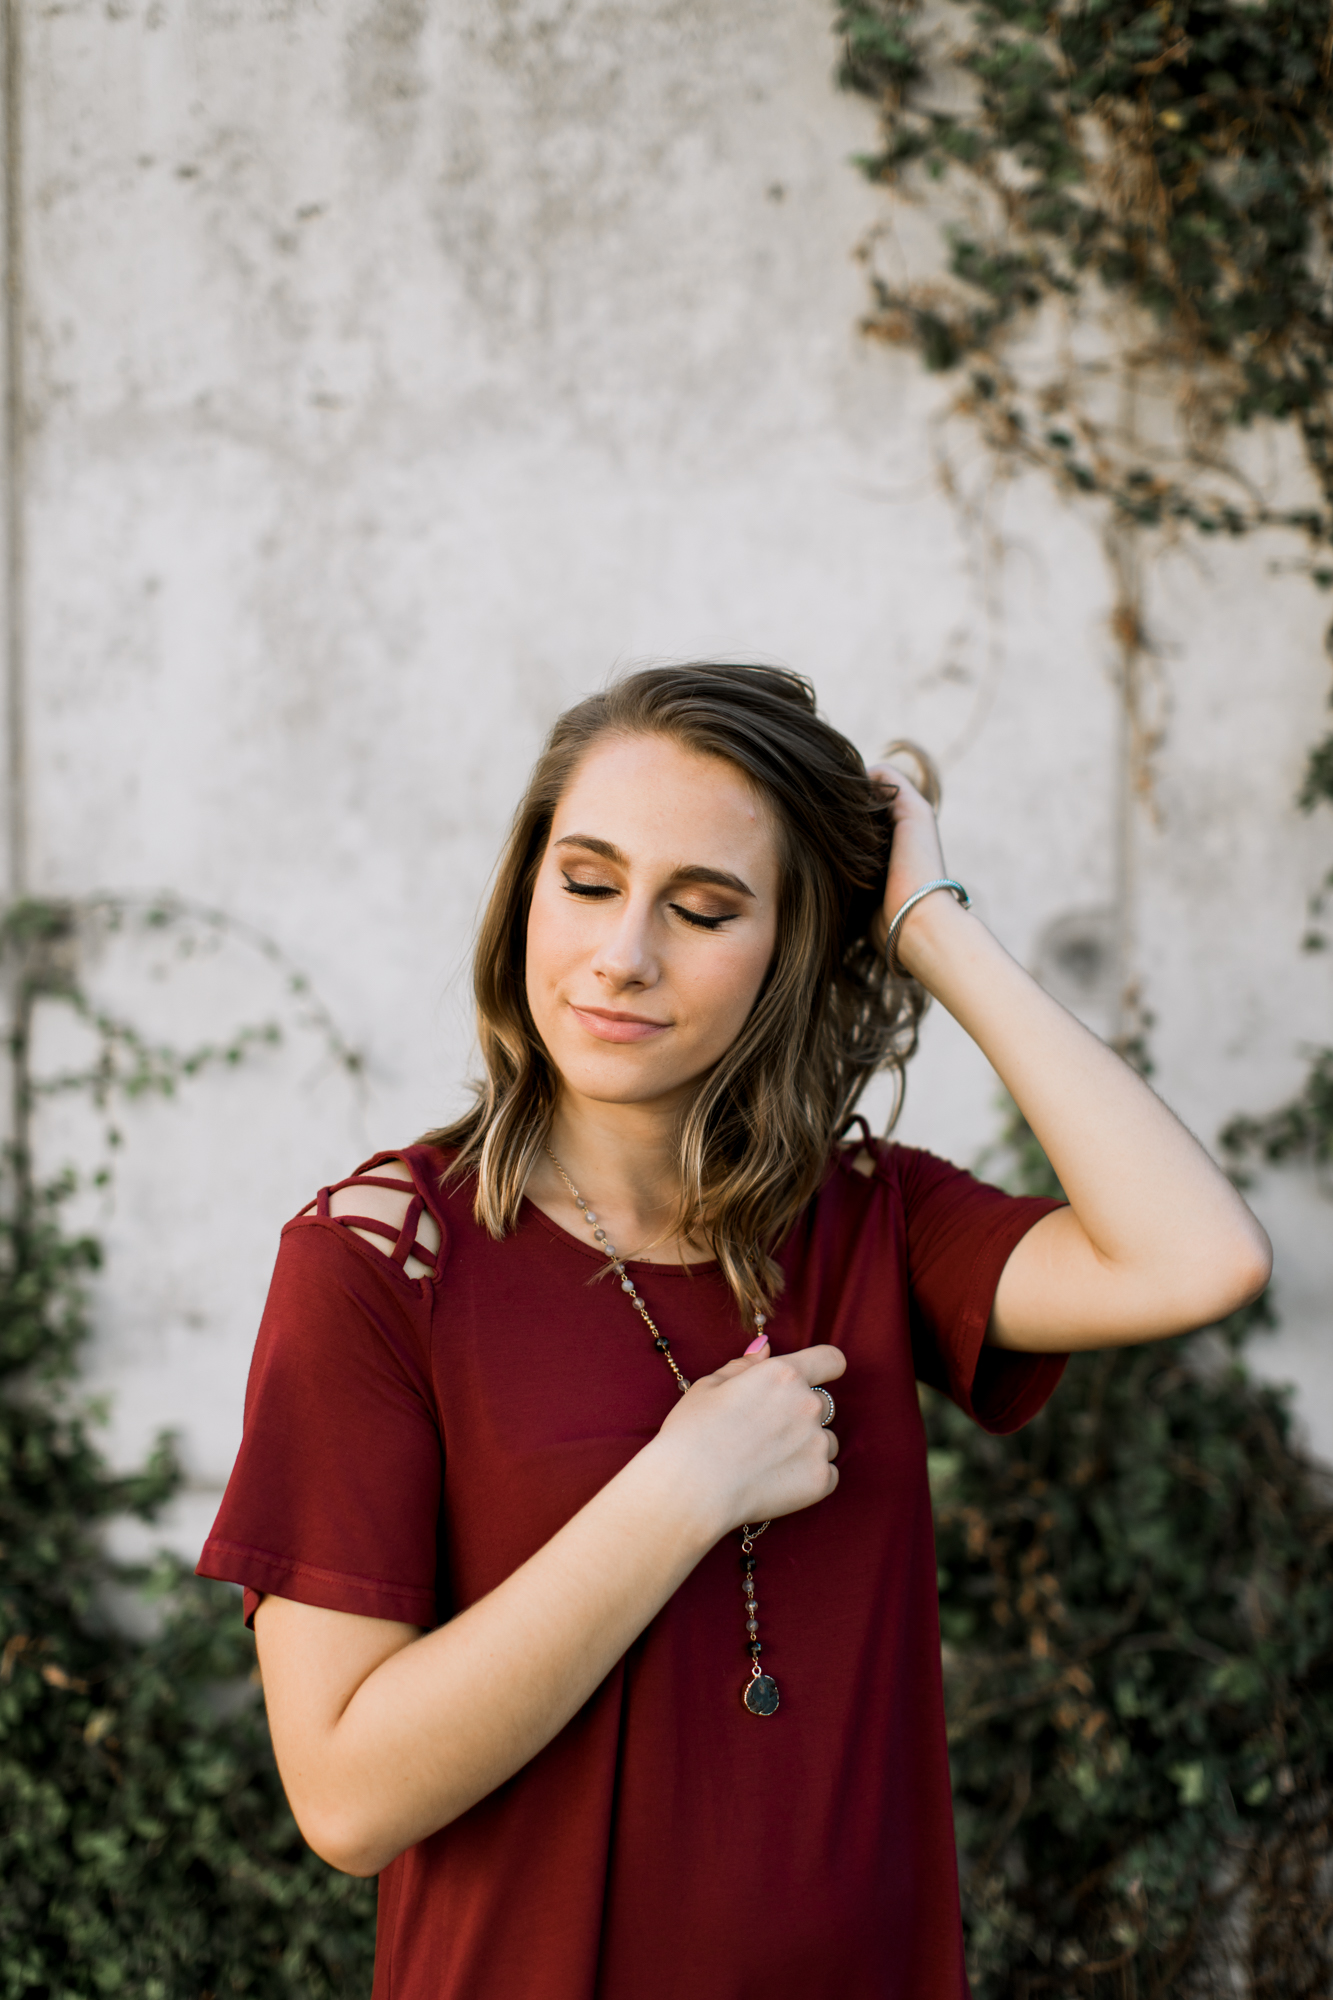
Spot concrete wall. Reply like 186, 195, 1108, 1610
5, 0, 1329, 1566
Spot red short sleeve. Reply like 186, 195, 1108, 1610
196, 1218, 443, 1629
891, 1144, 1067, 1433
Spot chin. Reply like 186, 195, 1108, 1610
552, 1048, 697, 1109
564, 1069, 688, 1109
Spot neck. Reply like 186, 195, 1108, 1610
538, 1088, 708, 1262
550, 1092, 681, 1216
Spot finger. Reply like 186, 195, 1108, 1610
704, 1351, 767, 1387
867, 761, 918, 797
870, 767, 937, 825
784, 1344, 847, 1387
880, 740, 942, 806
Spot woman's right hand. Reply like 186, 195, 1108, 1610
651, 1342, 845, 1537
255, 1341, 845, 1878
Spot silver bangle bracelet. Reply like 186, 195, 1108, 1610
884, 877, 971, 977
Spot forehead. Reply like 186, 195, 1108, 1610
552, 732, 779, 881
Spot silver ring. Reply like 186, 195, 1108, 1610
813, 1386, 836, 1428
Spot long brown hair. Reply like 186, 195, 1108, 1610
425, 664, 930, 1321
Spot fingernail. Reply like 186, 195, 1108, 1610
743, 1335, 769, 1355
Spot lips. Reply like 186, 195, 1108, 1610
568, 1004, 670, 1044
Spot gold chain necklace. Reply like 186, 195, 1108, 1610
544, 1145, 781, 1717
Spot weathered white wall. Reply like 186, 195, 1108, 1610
6, 0, 1329, 1565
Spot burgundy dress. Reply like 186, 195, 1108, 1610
198, 1138, 1064, 2000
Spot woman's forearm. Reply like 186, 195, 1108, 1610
257, 1439, 720, 1876
255, 1342, 843, 1876
896, 894, 1272, 1349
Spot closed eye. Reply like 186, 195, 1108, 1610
669, 904, 736, 931
562, 876, 737, 931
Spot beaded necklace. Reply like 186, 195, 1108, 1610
544, 1146, 781, 1717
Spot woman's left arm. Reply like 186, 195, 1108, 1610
873, 765, 1273, 1354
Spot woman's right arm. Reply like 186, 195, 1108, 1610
254, 1337, 842, 1877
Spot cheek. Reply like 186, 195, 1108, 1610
693, 934, 776, 1037
734, 913, 780, 1015
525, 880, 611, 1036
523, 888, 569, 1000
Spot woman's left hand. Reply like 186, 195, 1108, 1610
866, 760, 948, 955
865, 757, 1273, 1354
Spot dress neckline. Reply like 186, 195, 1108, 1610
520, 1194, 722, 1276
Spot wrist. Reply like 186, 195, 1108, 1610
629, 1433, 731, 1559
891, 885, 977, 985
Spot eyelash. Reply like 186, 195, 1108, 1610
561, 879, 735, 931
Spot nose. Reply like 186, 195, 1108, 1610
588, 894, 658, 991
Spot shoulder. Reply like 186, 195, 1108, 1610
818, 1135, 996, 1224
838, 1139, 1059, 1257
304, 1150, 446, 1282
793, 1134, 905, 1246
827, 1133, 905, 1190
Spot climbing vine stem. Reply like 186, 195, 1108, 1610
836, 0, 1333, 806
1, 892, 363, 1203
835, 0, 1333, 1201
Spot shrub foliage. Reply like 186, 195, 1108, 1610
0, 902, 375, 1997
929, 1124, 1333, 1995
0, 1175, 376, 1999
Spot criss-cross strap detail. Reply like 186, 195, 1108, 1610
839, 1113, 878, 1178
311, 1172, 440, 1273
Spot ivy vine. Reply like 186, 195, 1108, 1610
0, 898, 375, 1995
834, 0, 1333, 1238
837, 0, 1333, 662
3, 894, 362, 1170
834, 0, 1333, 995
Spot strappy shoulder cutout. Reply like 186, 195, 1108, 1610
309, 1159, 443, 1281
839, 1113, 879, 1177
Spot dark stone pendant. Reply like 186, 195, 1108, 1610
743, 1672, 780, 1716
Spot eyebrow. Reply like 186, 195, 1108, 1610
553, 833, 756, 900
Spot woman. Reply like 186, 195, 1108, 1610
198, 663, 1270, 2000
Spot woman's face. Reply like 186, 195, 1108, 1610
525, 731, 782, 1114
